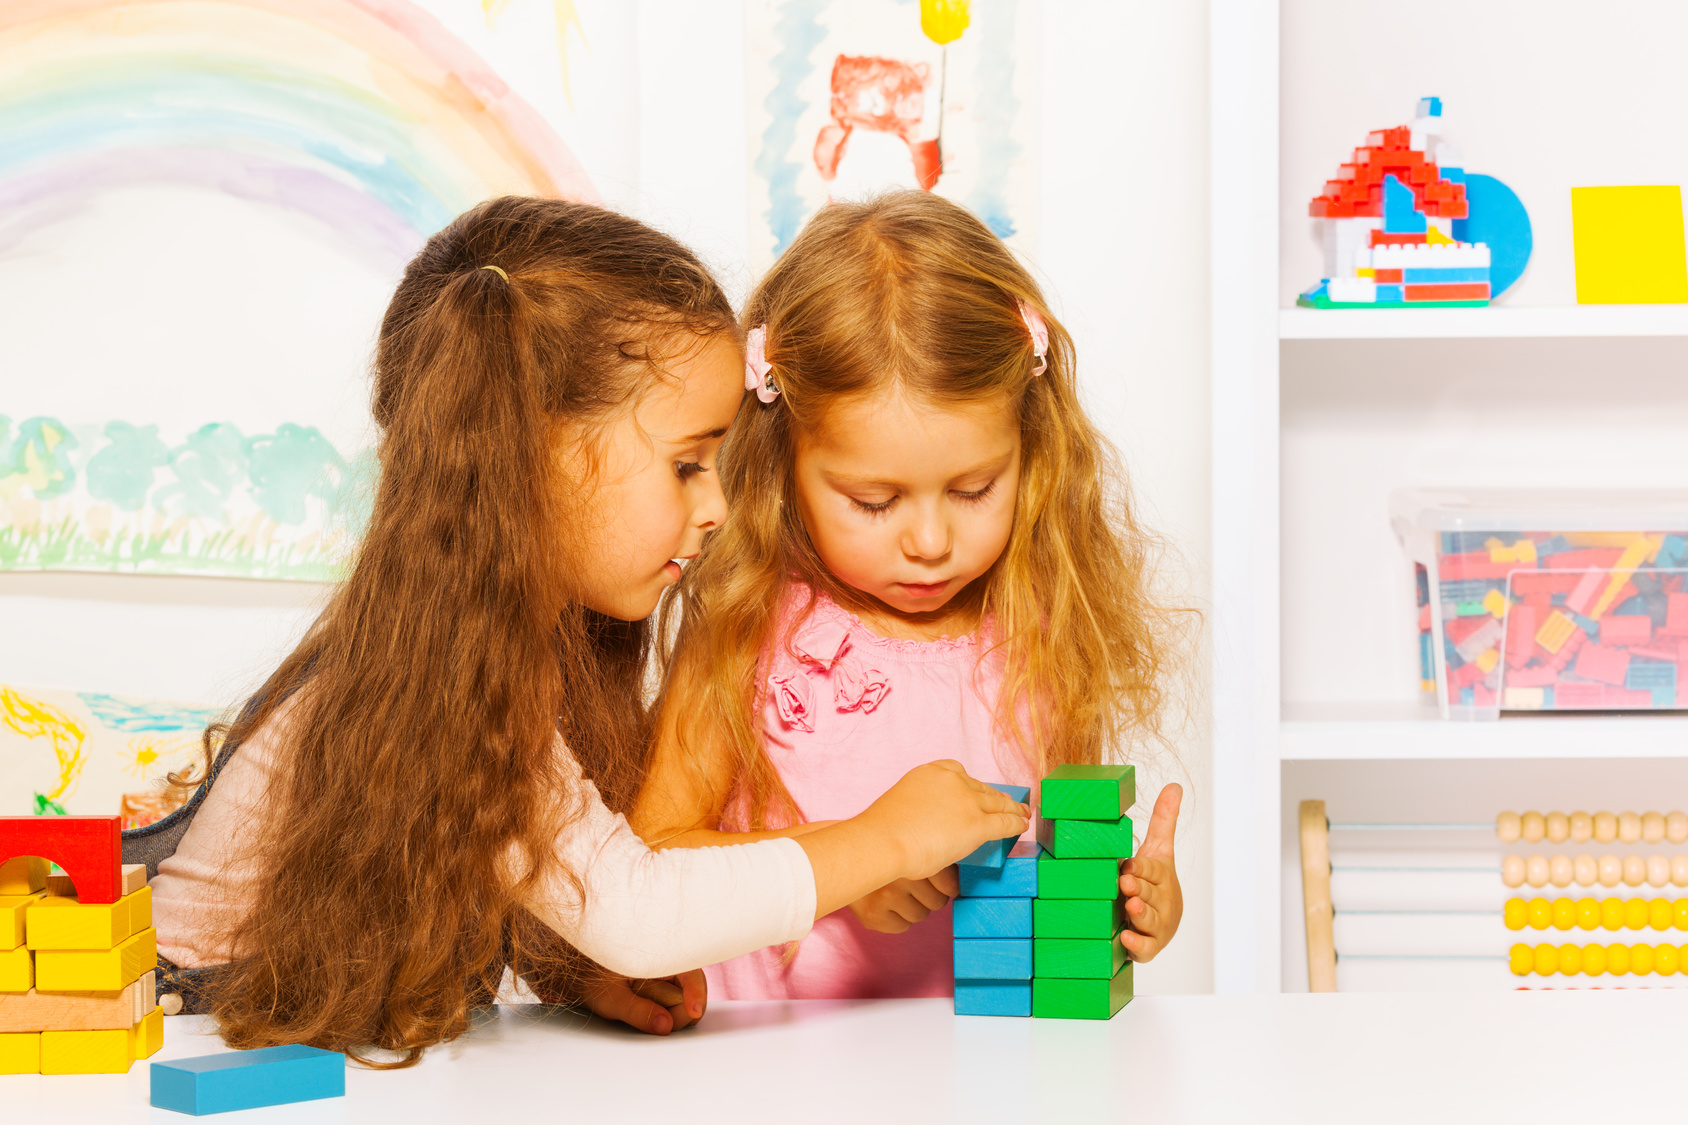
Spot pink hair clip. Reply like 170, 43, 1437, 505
1017, 300, 1048, 376
745, 325, 779, 403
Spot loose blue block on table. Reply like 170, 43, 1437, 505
953, 895, 1033, 938
151, 1044, 345, 1116
953, 937, 1032, 979
958, 840, 1041, 897
955, 979, 1031, 1017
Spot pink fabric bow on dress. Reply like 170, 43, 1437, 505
745, 325, 779, 403
1017, 300, 1048, 376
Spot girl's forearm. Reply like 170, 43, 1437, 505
794, 818, 911, 919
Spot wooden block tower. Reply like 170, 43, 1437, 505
0, 815, 164, 1074
952, 783, 1035, 1016
1032, 765, 1135, 1019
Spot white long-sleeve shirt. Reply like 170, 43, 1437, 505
150, 704, 815, 980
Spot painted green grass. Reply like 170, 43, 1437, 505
0, 520, 347, 582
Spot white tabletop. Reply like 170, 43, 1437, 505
7, 990, 1685, 1123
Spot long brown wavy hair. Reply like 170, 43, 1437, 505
180, 196, 736, 1065
659, 191, 1188, 833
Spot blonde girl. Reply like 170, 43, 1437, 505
635, 190, 1187, 999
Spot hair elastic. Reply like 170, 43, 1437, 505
745, 325, 780, 403
480, 265, 509, 281
1017, 300, 1049, 376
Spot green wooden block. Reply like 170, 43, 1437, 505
1039, 764, 1135, 820
1033, 963, 1133, 1020
1036, 854, 1120, 900
1034, 933, 1126, 979
1036, 814, 1133, 859
1033, 896, 1125, 939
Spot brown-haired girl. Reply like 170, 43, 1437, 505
634, 190, 1189, 1000
138, 196, 1029, 1063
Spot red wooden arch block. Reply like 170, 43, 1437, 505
0, 816, 122, 904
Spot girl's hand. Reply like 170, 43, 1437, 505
578, 969, 707, 1035
860, 760, 1030, 880
848, 868, 960, 934
1119, 783, 1183, 963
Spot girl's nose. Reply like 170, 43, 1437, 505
902, 506, 951, 561
695, 471, 727, 532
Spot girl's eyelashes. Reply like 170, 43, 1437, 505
953, 480, 997, 505
849, 495, 897, 516
675, 460, 707, 481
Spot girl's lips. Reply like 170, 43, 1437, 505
898, 580, 948, 597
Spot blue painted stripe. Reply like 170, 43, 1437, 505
1403, 267, 1489, 283
1376, 285, 1404, 301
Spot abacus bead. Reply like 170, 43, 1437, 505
1631, 943, 1655, 975
1648, 855, 1671, 887
1619, 812, 1643, 845
1608, 943, 1632, 975
1676, 899, 1688, 931
1577, 898, 1601, 930
1522, 812, 1546, 843
1527, 855, 1551, 887
1556, 943, 1582, 975
1603, 898, 1627, 930
1599, 855, 1623, 887
1643, 812, 1666, 844
1528, 897, 1553, 929
1652, 899, 1674, 931
1552, 898, 1576, 930
1533, 943, 1558, 976
1656, 943, 1679, 976
1583, 943, 1607, 976
1574, 854, 1599, 886
1570, 812, 1594, 843
1546, 812, 1570, 843
1510, 944, 1534, 975
1624, 855, 1647, 887
1672, 856, 1688, 887
1504, 899, 1528, 930
1502, 855, 1526, 887
1668, 811, 1688, 844
1595, 812, 1618, 843
1550, 855, 1574, 887
1497, 812, 1522, 843
1626, 898, 1650, 930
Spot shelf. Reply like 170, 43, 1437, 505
1280, 701, 1688, 760
1279, 305, 1688, 341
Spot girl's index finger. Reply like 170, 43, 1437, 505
1138, 783, 1183, 859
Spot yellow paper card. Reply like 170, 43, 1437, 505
1571, 186, 1688, 303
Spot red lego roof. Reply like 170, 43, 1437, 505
1308, 125, 1469, 220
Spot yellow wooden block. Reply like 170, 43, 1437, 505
27, 887, 148, 951
0, 893, 43, 951
1572, 186, 1688, 304
133, 1005, 163, 1060
35, 927, 155, 991
0, 944, 32, 992
0, 1030, 39, 1074
0, 856, 48, 896
40, 1024, 131, 1074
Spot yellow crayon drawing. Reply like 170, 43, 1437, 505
0, 685, 87, 806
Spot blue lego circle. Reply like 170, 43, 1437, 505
1452, 173, 1532, 298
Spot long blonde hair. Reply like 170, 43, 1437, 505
661, 190, 1184, 830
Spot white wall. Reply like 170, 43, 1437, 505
0, 0, 1217, 993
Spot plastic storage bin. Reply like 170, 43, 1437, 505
1391, 490, 1688, 720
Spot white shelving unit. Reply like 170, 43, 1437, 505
1209, 0, 1688, 994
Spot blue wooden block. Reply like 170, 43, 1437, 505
1402, 267, 1489, 284
954, 979, 1031, 1017
957, 840, 1041, 897
151, 1044, 345, 1116
958, 784, 1033, 868
953, 895, 1032, 938
953, 938, 1032, 979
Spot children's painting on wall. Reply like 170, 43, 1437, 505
0, 0, 595, 582
746, 0, 1038, 270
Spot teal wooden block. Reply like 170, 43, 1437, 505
151, 1044, 344, 1115
954, 896, 1033, 938
953, 938, 1032, 979
1039, 765, 1135, 820
959, 784, 1031, 868
1034, 933, 1126, 979
1033, 963, 1133, 1019
1035, 853, 1120, 899
954, 979, 1031, 1017
958, 840, 1041, 897
1036, 814, 1133, 859
1033, 896, 1125, 939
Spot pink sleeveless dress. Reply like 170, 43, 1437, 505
704, 586, 1036, 999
